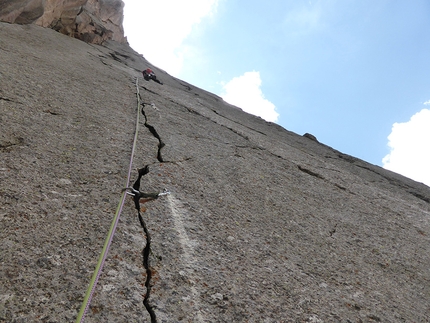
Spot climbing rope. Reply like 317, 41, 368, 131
75, 78, 144, 323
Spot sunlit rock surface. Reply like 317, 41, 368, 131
1, 22, 429, 322
0, 0, 125, 43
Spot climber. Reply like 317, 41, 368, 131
142, 68, 163, 85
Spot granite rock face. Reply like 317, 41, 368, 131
0, 0, 125, 43
1, 23, 430, 323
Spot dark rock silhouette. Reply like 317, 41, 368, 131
1, 22, 429, 322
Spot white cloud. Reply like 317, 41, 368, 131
221, 71, 279, 122
424, 100, 430, 105
122, 0, 219, 75
382, 108, 430, 186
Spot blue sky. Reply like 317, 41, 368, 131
123, 0, 430, 186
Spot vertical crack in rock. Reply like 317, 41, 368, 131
140, 102, 165, 162
132, 95, 169, 322
132, 166, 158, 323
138, 206, 157, 323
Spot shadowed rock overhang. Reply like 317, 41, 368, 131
0, 0, 126, 44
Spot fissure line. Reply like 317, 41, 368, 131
132, 84, 171, 323
130, 166, 160, 323
76, 78, 168, 323
140, 100, 165, 163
